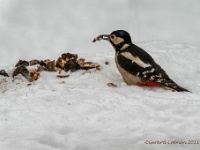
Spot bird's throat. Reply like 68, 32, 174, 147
112, 42, 130, 53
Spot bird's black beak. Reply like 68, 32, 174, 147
93, 34, 109, 42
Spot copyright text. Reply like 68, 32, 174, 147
145, 140, 199, 145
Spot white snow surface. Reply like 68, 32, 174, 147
1, 0, 200, 150
1, 42, 200, 150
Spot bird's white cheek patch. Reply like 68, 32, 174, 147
121, 52, 151, 68
111, 37, 124, 45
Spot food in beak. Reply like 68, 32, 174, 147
93, 34, 109, 42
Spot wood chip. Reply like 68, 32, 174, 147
107, 82, 117, 87
64, 60, 80, 72
57, 75, 70, 78
0, 70, 9, 77
15, 60, 29, 67
37, 66, 44, 72
56, 57, 66, 69
62, 53, 78, 60
29, 71, 40, 82
29, 60, 41, 66
96, 65, 101, 71
13, 65, 29, 77
58, 69, 62, 74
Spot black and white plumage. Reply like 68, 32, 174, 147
93, 30, 189, 92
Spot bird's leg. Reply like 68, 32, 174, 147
93, 34, 109, 42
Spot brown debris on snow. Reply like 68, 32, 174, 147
15, 60, 29, 67
29, 59, 41, 66
56, 57, 66, 70
107, 82, 117, 87
0, 70, 9, 77
44, 60, 57, 72
39, 60, 57, 72
7, 52, 100, 82
13, 65, 40, 82
105, 61, 109, 65
96, 66, 101, 71
29, 71, 40, 82
78, 58, 100, 70
62, 53, 78, 60
57, 75, 70, 78
36, 65, 44, 72
12, 65, 35, 82
57, 53, 100, 72
13, 65, 29, 78
65, 60, 80, 72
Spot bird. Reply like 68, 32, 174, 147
93, 30, 190, 92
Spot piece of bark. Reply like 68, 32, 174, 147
57, 75, 69, 78
95, 65, 101, 71
29, 71, 40, 82
56, 57, 66, 69
46, 60, 57, 71
13, 65, 29, 78
64, 60, 80, 72
42, 60, 57, 72
15, 60, 29, 67
29, 60, 41, 66
61, 53, 78, 60
107, 82, 117, 87
37, 65, 44, 72
0, 70, 9, 77
79, 62, 99, 70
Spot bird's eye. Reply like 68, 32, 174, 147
110, 35, 115, 39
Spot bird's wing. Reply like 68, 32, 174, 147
120, 52, 151, 68
118, 51, 168, 80
117, 50, 189, 91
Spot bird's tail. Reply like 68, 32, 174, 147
175, 85, 190, 92
162, 79, 190, 92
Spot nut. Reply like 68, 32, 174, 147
56, 57, 66, 69
29, 71, 40, 82
29, 60, 41, 66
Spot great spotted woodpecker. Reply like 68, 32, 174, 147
93, 30, 189, 92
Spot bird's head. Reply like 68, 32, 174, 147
93, 30, 132, 52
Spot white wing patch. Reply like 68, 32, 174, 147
121, 52, 151, 68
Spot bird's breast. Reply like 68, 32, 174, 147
115, 53, 142, 85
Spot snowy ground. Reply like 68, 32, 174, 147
0, 42, 200, 150
1, 0, 200, 149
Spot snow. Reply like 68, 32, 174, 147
1, 42, 200, 150
1, 1, 200, 150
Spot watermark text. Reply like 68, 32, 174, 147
145, 140, 199, 145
